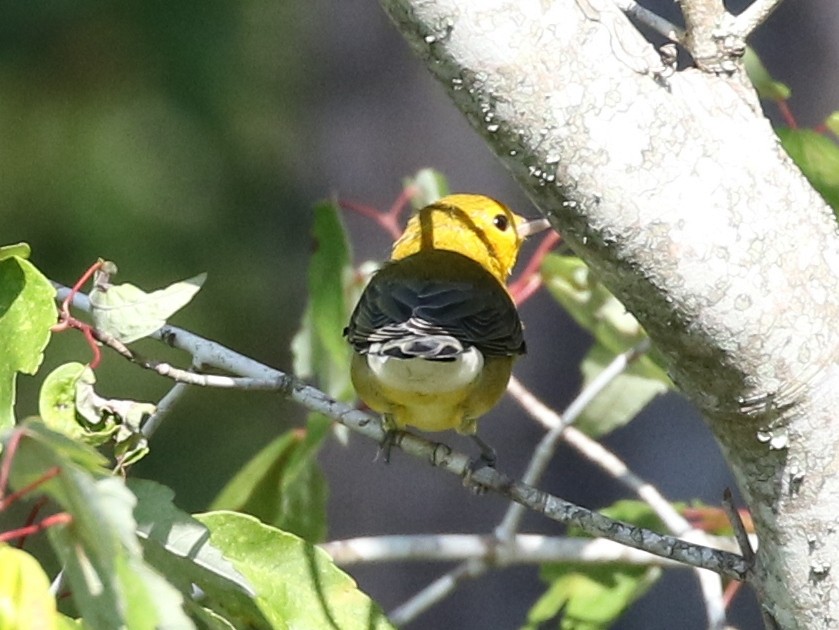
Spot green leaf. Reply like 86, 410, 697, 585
0, 256, 56, 431
39, 362, 153, 464
404, 168, 450, 208
196, 511, 395, 630
0, 243, 31, 261
526, 501, 664, 630
777, 128, 839, 213
56, 614, 83, 629
825, 112, 839, 138
526, 563, 660, 630
541, 254, 671, 435
743, 47, 791, 101
0, 544, 59, 630
541, 254, 644, 352
3, 421, 193, 630
210, 415, 330, 542
576, 344, 670, 437
129, 478, 271, 630
39, 362, 90, 439
292, 201, 354, 400
89, 266, 206, 343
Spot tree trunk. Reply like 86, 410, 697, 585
378, 0, 839, 627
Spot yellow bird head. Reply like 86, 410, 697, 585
391, 194, 550, 284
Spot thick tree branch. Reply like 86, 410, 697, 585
377, 1, 839, 626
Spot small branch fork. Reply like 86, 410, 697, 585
614, 0, 784, 73
53, 284, 753, 588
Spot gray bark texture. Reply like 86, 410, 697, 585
378, 0, 839, 627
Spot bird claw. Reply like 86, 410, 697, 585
469, 433, 497, 469
375, 429, 403, 463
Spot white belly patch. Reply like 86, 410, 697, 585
366, 347, 484, 395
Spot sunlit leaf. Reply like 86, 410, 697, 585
39, 362, 89, 440
777, 128, 839, 214
744, 47, 791, 101
541, 254, 644, 351
0, 256, 55, 430
0, 544, 58, 630
39, 362, 153, 463
4, 421, 193, 630
525, 501, 664, 630
89, 266, 206, 344
0, 243, 31, 261
196, 511, 395, 630
541, 254, 671, 435
291, 201, 355, 400
210, 415, 330, 542
404, 167, 450, 208
130, 479, 270, 629
577, 344, 669, 437
825, 112, 839, 138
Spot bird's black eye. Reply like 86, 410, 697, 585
492, 214, 509, 231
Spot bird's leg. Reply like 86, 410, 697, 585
375, 414, 403, 463
468, 433, 497, 470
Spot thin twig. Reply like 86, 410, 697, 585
722, 488, 755, 565
390, 560, 482, 626
500, 339, 651, 537
732, 0, 784, 39
614, 0, 686, 42
142, 381, 192, 439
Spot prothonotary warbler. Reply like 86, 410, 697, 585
344, 194, 550, 459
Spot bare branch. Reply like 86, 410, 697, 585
322, 533, 743, 567
142, 382, 191, 439
390, 561, 483, 626
499, 340, 650, 538
732, 0, 785, 39
614, 0, 685, 42
722, 488, 755, 566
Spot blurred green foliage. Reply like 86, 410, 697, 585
1, 1, 313, 510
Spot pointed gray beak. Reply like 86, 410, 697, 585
517, 217, 552, 238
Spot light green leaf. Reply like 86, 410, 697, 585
541, 254, 645, 352
4, 421, 193, 630
777, 128, 839, 214
0, 243, 31, 261
210, 415, 330, 542
576, 344, 669, 437
196, 511, 394, 630
89, 266, 206, 343
744, 47, 791, 101
56, 614, 83, 629
541, 254, 672, 435
404, 167, 450, 208
525, 501, 664, 630
825, 112, 839, 138
39, 362, 90, 439
292, 201, 355, 400
130, 478, 270, 630
0, 544, 58, 630
184, 604, 237, 630
0, 256, 56, 430
38, 362, 153, 463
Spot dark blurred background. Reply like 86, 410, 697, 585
4, 1, 836, 628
